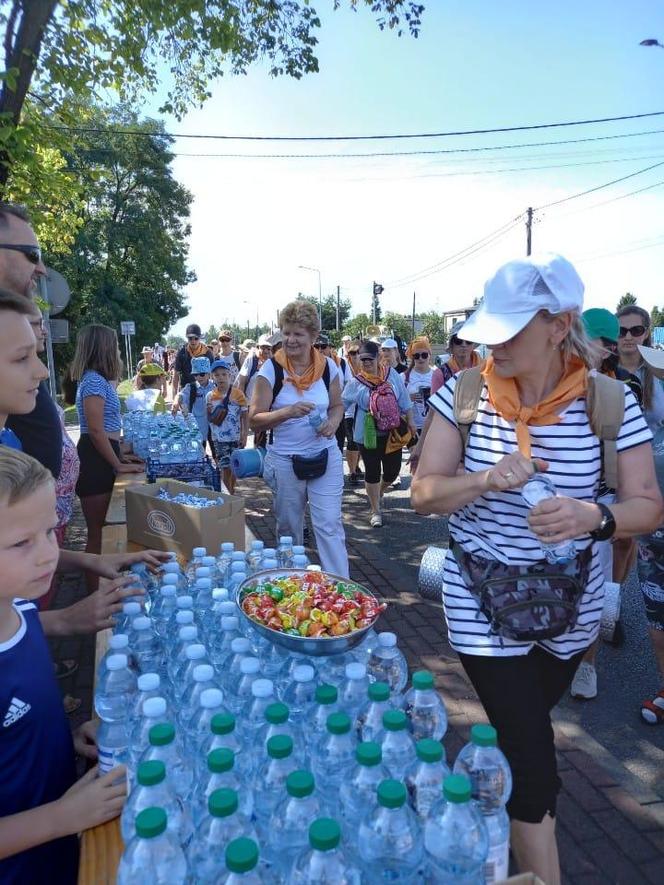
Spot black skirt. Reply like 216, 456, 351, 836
75, 434, 120, 497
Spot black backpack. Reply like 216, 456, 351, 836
270, 357, 330, 405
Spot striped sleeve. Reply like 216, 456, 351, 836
616, 388, 652, 452
429, 376, 459, 428
78, 372, 108, 399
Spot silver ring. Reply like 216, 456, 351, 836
504, 471, 514, 479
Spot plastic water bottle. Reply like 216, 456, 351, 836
187, 688, 228, 749
339, 741, 390, 833
358, 779, 423, 883
282, 664, 317, 723
401, 670, 448, 742
356, 681, 394, 743
289, 818, 361, 884
160, 561, 188, 594
319, 651, 357, 688
277, 535, 294, 568
255, 702, 300, 762
194, 748, 254, 828
339, 662, 371, 718
226, 656, 261, 715
95, 654, 136, 775
425, 774, 489, 884
308, 408, 324, 429
261, 642, 288, 683
98, 634, 134, 679
305, 683, 340, 742
118, 807, 187, 885
217, 541, 235, 585
202, 555, 218, 580
186, 546, 207, 582
140, 722, 192, 801
131, 616, 164, 676
129, 696, 169, 772
378, 710, 417, 780
168, 624, 200, 682
219, 637, 253, 693
367, 633, 409, 696
246, 540, 265, 575
179, 663, 219, 732
212, 615, 243, 668
223, 837, 262, 884
200, 712, 250, 779
405, 739, 451, 821
166, 596, 194, 645
193, 576, 214, 612
254, 735, 297, 836
228, 562, 248, 599
121, 759, 191, 847
187, 789, 257, 883
353, 627, 378, 666
313, 712, 356, 791
521, 473, 578, 564
265, 770, 323, 873
452, 724, 512, 884
152, 585, 178, 640
133, 672, 166, 718
242, 678, 276, 736
114, 600, 142, 635
292, 545, 309, 566
175, 644, 211, 703
293, 554, 309, 570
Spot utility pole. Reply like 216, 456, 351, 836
336, 285, 340, 332
372, 281, 376, 325
526, 207, 533, 256
412, 292, 416, 338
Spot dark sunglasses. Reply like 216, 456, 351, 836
359, 355, 376, 363
193, 372, 208, 377
452, 338, 472, 347
0, 243, 42, 264
600, 337, 618, 351
619, 324, 647, 338
219, 337, 231, 343
187, 335, 200, 341
314, 343, 327, 350
348, 350, 360, 356
412, 352, 430, 360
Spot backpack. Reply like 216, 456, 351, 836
270, 357, 331, 405
452, 366, 625, 491
247, 354, 260, 384
233, 351, 242, 371
356, 372, 401, 432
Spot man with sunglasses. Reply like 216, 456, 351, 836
218, 329, 242, 381
0, 203, 62, 480
172, 323, 214, 398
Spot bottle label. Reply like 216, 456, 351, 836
484, 837, 509, 884
97, 743, 127, 776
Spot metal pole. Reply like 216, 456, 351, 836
317, 270, 322, 328
38, 276, 57, 397
526, 207, 533, 256
412, 291, 416, 338
336, 285, 340, 331
372, 282, 376, 325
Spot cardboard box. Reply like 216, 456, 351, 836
125, 478, 246, 558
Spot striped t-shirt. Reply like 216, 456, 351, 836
76, 371, 122, 434
430, 375, 652, 659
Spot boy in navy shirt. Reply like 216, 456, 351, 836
0, 448, 126, 883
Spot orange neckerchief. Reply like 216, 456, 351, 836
187, 341, 208, 358
358, 364, 388, 387
275, 347, 327, 394
483, 355, 588, 457
448, 350, 481, 375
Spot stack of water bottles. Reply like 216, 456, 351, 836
97, 540, 513, 884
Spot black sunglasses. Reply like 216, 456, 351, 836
193, 372, 208, 377
314, 343, 327, 350
359, 355, 376, 363
452, 338, 472, 347
219, 337, 231, 343
619, 324, 647, 338
412, 351, 430, 360
0, 243, 42, 264
600, 337, 618, 351
187, 335, 200, 341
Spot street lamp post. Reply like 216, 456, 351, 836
298, 265, 322, 328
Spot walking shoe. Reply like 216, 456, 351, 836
370, 513, 383, 528
571, 662, 598, 699
349, 471, 360, 486
391, 476, 402, 490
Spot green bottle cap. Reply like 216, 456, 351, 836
208, 747, 234, 773
209, 787, 238, 817
135, 806, 167, 838
411, 670, 434, 691
443, 774, 472, 803
265, 702, 289, 725
267, 734, 293, 759
416, 738, 445, 764
368, 681, 390, 702
148, 723, 175, 747
211, 713, 236, 736
137, 760, 165, 786
326, 712, 351, 735
471, 723, 498, 747
225, 837, 259, 873
286, 770, 315, 798
377, 779, 407, 809
382, 710, 407, 732
309, 818, 341, 851
356, 741, 382, 767
315, 684, 338, 705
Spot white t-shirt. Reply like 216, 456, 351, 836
406, 368, 434, 429
258, 357, 341, 456
239, 353, 266, 401
430, 375, 652, 660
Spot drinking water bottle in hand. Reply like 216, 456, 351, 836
289, 818, 362, 885
358, 780, 424, 884
521, 473, 577, 564
377, 710, 417, 781
121, 759, 191, 847
405, 739, 451, 821
118, 807, 187, 885
367, 632, 409, 696
308, 408, 324, 429
188, 788, 257, 883
356, 681, 394, 743
401, 670, 448, 742
425, 774, 489, 885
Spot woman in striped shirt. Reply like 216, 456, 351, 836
412, 254, 662, 884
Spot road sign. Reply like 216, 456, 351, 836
44, 267, 71, 315
120, 321, 136, 336
48, 318, 69, 344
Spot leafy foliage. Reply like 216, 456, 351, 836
299, 293, 352, 332
616, 292, 637, 311
418, 310, 447, 344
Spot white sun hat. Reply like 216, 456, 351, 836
638, 344, 664, 380
459, 253, 585, 346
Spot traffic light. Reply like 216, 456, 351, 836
373, 282, 384, 296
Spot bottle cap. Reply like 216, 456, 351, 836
149, 722, 175, 746
162, 573, 178, 586
263, 549, 276, 558
326, 712, 351, 735
267, 734, 293, 759
137, 672, 160, 691
195, 578, 212, 591
161, 562, 179, 574
221, 616, 239, 631
252, 540, 264, 551
231, 551, 246, 561
309, 818, 341, 851
211, 712, 236, 735
202, 556, 216, 566
443, 774, 472, 803
279, 536, 293, 545
160, 585, 176, 597
356, 741, 382, 767
293, 555, 308, 567
225, 837, 259, 874
293, 545, 306, 555
412, 670, 434, 691
178, 625, 197, 642
219, 602, 236, 616
345, 662, 366, 681
265, 702, 289, 725
231, 562, 247, 573
251, 678, 274, 699
377, 779, 406, 809
176, 595, 193, 609
208, 747, 234, 773
240, 657, 260, 675
221, 542, 234, 553
175, 610, 194, 626
293, 665, 315, 683
137, 760, 165, 786
416, 738, 445, 763
382, 710, 407, 732
315, 684, 337, 705
368, 681, 390, 702
378, 632, 397, 648
287, 770, 315, 798
195, 566, 211, 578
193, 547, 207, 557
123, 601, 141, 615
231, 637, 251, 654
209, 787, 238, 818
106, 654, 128, 671
471, 723, 498, 747
212, 588, 229, 602
200, 688, 224, 709
135, 806, 167, 838
109, 634, 129, 649
193, 664, 214, 683
185, 644, 207, 661
143, 697, 167, 718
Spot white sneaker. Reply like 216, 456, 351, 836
391, 477, 402, 490
571, 662, 598, 699
370, 513, 383, 528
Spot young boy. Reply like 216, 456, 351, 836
207, 358, 248, 494
0, 448, 126, 883
126, 362, 167, 413
172, 355, 214, 444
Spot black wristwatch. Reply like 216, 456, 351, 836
590, 503, 617, 541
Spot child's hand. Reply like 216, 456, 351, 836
66, 577, 144, 634
57, 766, 126, 833
73, 720, 99, 761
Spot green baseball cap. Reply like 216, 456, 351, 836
582, 308, 619, 343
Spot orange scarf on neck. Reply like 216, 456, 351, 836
358, 364, 387, 387
187, 341, 208, 358
448, 350, 481, 375
275, 347, 327, 394
483, 355, 588, 457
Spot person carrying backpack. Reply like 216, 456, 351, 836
411, 254, 661, 885
343, 340, 415, 527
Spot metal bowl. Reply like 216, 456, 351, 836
235, 568, 384, 657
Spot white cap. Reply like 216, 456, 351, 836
193, 664, 214, 683
221, 542, 234, 552
162, 561, 179, 573
143, 696, 167, 718
195, 567, 212, 579
258, 333, 273, 347
212, 588, 229, 602
345, 662, 366, 680
264, 549, 276, 558
137, 672, 160, 691
176, 610, 194, 625
195, 578, 213, 591
378, 632, 397, 648
381, 338, 398, 349
185, 643, 207, 660
219, 602, 236, 616
279, 536, 293, 545
123, 602, 141, 615
342, 335, 352, 342
252, 540, 265, 550
251, 678, 274, 698
178, 625, 198, 642
306, 565, 322, 573
107, 653, 128, 671
177, 595, 193, 609
221, 616, 239, 631
459, 253, 585, 346
200, 688, 223, 709
160, 585, 176, 598
162, 574, 178, 586
231, 562, 246, 573
293, 665, 315, 683
231, 551, 246, 561
193, 547, 207, 557
240, 656, 260, 675
231, 637, 251, 653
132, 616, 151, 632
293, 555, 308, 567
202, 556, 216, 566
109, 634, 129, 649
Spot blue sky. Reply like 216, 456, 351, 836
149, 0, 664, 335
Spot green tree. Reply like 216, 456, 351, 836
383, 311, 413, 342
299, 293, 352, 332
343, 312, 372, 340
204, 325, 220, 344
419, 311, 447, 344
617, 292, 637, 311
650, 305, 664, 328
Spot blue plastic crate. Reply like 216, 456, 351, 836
146, 456, 221, 491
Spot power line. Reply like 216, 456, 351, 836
43, 109, 664, 142
556, 178, 664, 218
535, 159, 664, 210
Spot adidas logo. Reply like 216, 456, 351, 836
3, 697, 31, 728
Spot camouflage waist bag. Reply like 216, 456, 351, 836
451, 541, 593, 643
